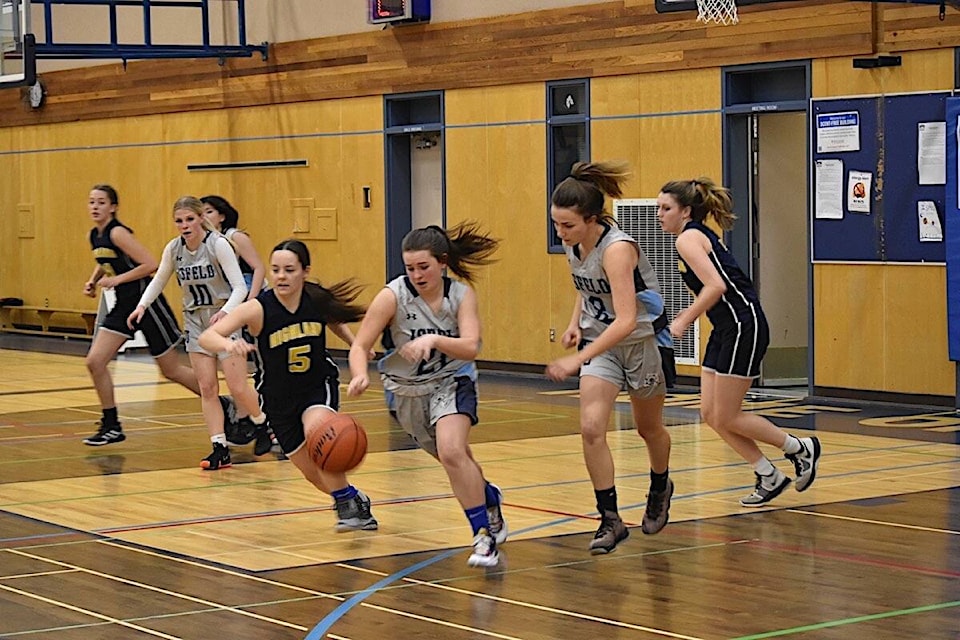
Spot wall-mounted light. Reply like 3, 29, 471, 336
852, 55, 902, 69
362, 186, 371, 209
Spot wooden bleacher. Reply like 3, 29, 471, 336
0, 305, 97, 339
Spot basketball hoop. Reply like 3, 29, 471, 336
696, 0, 739, 25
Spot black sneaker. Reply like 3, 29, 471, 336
740, 471, 791, 507
200, 442, 232, 471
226, 416, 258, 447
253, 424, 273, 456
589, 510, 629, 554
83, 421, 126, 446
642, 478, 674, 535
785, 436, 822, 492
334, 491, 378, 532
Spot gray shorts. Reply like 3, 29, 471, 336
390, 375, 479, 457
579, 337, 667, 398
184, 307, 240, 360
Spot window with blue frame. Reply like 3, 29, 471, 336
547, 79, 589, 253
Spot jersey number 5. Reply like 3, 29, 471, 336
288, 345, 311, 373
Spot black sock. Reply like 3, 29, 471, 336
102, 407, 119, 426
595, 487, 618, 514
650, 468, 669, 493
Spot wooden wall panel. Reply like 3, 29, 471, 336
0, 0, 889, 129
883, 265, 952, 396
446, 85, 552, 365
812, 48, 954, 98
814, 264, 886, 391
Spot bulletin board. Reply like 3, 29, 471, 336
811, 92, 948, 263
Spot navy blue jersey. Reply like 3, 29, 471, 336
89, 219, 147, 306
255, 288, 339, 402
678, 220, 763, 328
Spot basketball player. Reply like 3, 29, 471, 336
198, 239, 378, 532
657, 177, 821, 506
346, 222, 507, 568
128, 196, 266, 470
201, 194, 275, 456
81, 184, 201, 446
548, 161, 674, 555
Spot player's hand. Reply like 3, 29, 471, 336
209, 310, 227, 325
545, 354, 580, 382
82, 281, 97, 298
225, 338, 254, 358
560, 327, 580, 349
347, 374, 369, 397
399, 334, 437, 364
669, 318, 690, 339
126, 306, 145, 330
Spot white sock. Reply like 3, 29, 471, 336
782, 434, 802, 455
753, 457, 777, 477
212, 434, 227, 445
250, 412, 266, 425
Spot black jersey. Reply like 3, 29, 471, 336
89, 218, 147, 306
678, 220, 763, 328
255, 288, 339, 402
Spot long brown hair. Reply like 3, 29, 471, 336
550, 160, 631, 224
659, 177, 737, 231
271, 239, 365, 324
401, 221, 499, 284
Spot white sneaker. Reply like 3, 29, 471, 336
486, 483, 508, 545
786, 436, 822, 492
467, 528, 499, 567
740, 471, 791, 507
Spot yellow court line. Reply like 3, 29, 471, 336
0, 582, 183, 639
789, 508, 960, 535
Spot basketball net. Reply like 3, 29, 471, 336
696, 0, 739, 25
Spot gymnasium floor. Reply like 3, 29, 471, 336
1, 336, 958, 639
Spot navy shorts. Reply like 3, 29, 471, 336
100, 293, 183, 357
264, 377, 340, 455
702, 315, 770, 379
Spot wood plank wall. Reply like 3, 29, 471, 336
4, 0, 954, 129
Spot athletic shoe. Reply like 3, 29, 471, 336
739, 471, 791, 507
253, 424, 274, 456
335, 491, 379, 532
486, 482, 508, 545
467, 528, 499, 567
83, 421, 126, 446
589, 511, 629, 554
785, 436, 822, 492
641, 478, 674, 535
200, 442, 232, 471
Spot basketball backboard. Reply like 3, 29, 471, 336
0, 0, 35, 87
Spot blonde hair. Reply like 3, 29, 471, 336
172, 195, 216, 233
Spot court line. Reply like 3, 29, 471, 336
0, 581, 183, 639
730, 600, 960, 639
789, 508, 960, 536
6, 547, 311, 630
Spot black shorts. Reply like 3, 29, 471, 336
100, 293, 183, 357
264, 378, 340, 455
702, 315, 769, 379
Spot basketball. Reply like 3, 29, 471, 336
306, 413, 368, 473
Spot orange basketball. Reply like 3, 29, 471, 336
306, 413, 368, 473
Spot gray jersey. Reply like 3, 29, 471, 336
168, 231, 235, 312
565, 222, 661, 344
379, 275, 475, 392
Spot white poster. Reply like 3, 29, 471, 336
816, 111, 860, 153
847, 170, 872, 214
917, 121, 946, 185
918, 201, 943, 242
815, 159, 844, 219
